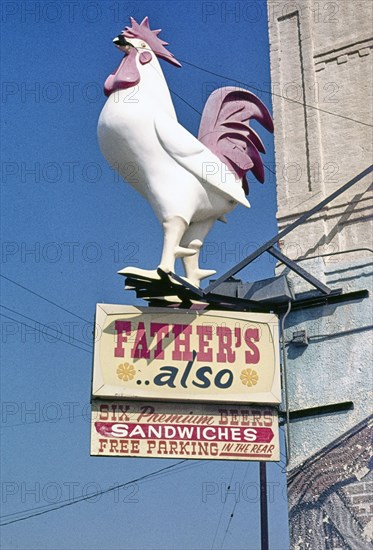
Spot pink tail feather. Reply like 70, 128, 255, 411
198, 87, 274, 194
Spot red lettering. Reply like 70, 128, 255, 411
241, 410, 250, 425
179, 441, 190, 454
211, 443, 218, 456
114, 320, 131, 357
196, 325, 213, 361
229, 409, 239, 425
120, 440, 140, 453
99, 404, 109, 420
244, 328, 260, 364
263, 411, 273, 426
172, 325, 193, 361
168, 441, 178, 454
251, 410, 263, 426
131, 322, 150, 359
216, 327, 235, 363
137, 406, 155, 423
219, 409, 228, 425
109, 404, 130, 422
150, 323, 170, 359
158, 441, 169, 454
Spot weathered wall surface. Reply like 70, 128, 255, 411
267, 0, 372, 547
288, 415, 372, 549
268, 0, 372, 266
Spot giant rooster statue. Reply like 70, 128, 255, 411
98, 17, 273, 287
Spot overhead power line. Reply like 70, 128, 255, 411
220, 463, 250, 549
0, 305, 92, 349
0, 312, 91, 355
210, 464, 237, 550
0, 411, 89, 430
178, 57, 373, 129
168, 86, 276, 178
0, 459, 203, 526
0, 459, 203, 521
0, 274, 92, 324
169, 86, 204, 115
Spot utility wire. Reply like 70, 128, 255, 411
220, 463, 250, 549
0, 273, 92, 324
145, 46, 372, 128
210, 464, 237, 550
0, 411, 90, 430
0, 459, 198, 526
169, 86, 204, 116
169, 86, 277, 178
0, 313, 91, 355
0, 459, 205, 522
171, 55, 372, 184
178, 57, 373, 129
0, 305, 92, 350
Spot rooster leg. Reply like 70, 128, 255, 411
180, 218, 217, 287
158, 216, 196, 274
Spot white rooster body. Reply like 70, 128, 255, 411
98, 89, 236, 225
98, 17, 273, 286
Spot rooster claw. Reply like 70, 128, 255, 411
175, 246, 197, 258
185, 269, 216, 287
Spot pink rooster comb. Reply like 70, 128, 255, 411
123, 16, 182, 67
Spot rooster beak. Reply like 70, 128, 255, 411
113, 35, 132, 47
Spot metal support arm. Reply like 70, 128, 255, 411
267, 246, 333, 294
206, 165, 373, 294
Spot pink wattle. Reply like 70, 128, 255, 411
104, 48, 140, 96
139, 51, 152, 65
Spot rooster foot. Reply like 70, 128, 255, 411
158, 216, 196, 273
182, 229, 217, 287
175, 246, 197, 259
185, 269, 216, 288
159, 246, 197, 274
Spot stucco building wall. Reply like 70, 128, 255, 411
267, 1, 372, 547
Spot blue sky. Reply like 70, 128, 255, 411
1, 1, 289, 548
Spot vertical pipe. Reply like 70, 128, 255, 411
260, 462, 269, 550
281, 301, 292, 465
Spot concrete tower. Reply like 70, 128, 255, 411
267, 1, 372, 547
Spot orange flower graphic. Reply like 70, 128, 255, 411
117, 362, 136, 382
240, 368, 259, 387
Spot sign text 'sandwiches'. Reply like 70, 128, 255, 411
92, 305, 280, 403
91, 400, 280, 461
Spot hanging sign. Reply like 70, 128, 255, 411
91, 400, 280, 461
92, 305, 280, 404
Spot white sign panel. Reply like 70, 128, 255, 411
91, 400, 280, 461
92, 305, 280, 404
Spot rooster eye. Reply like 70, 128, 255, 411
141, 42, 146, 48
